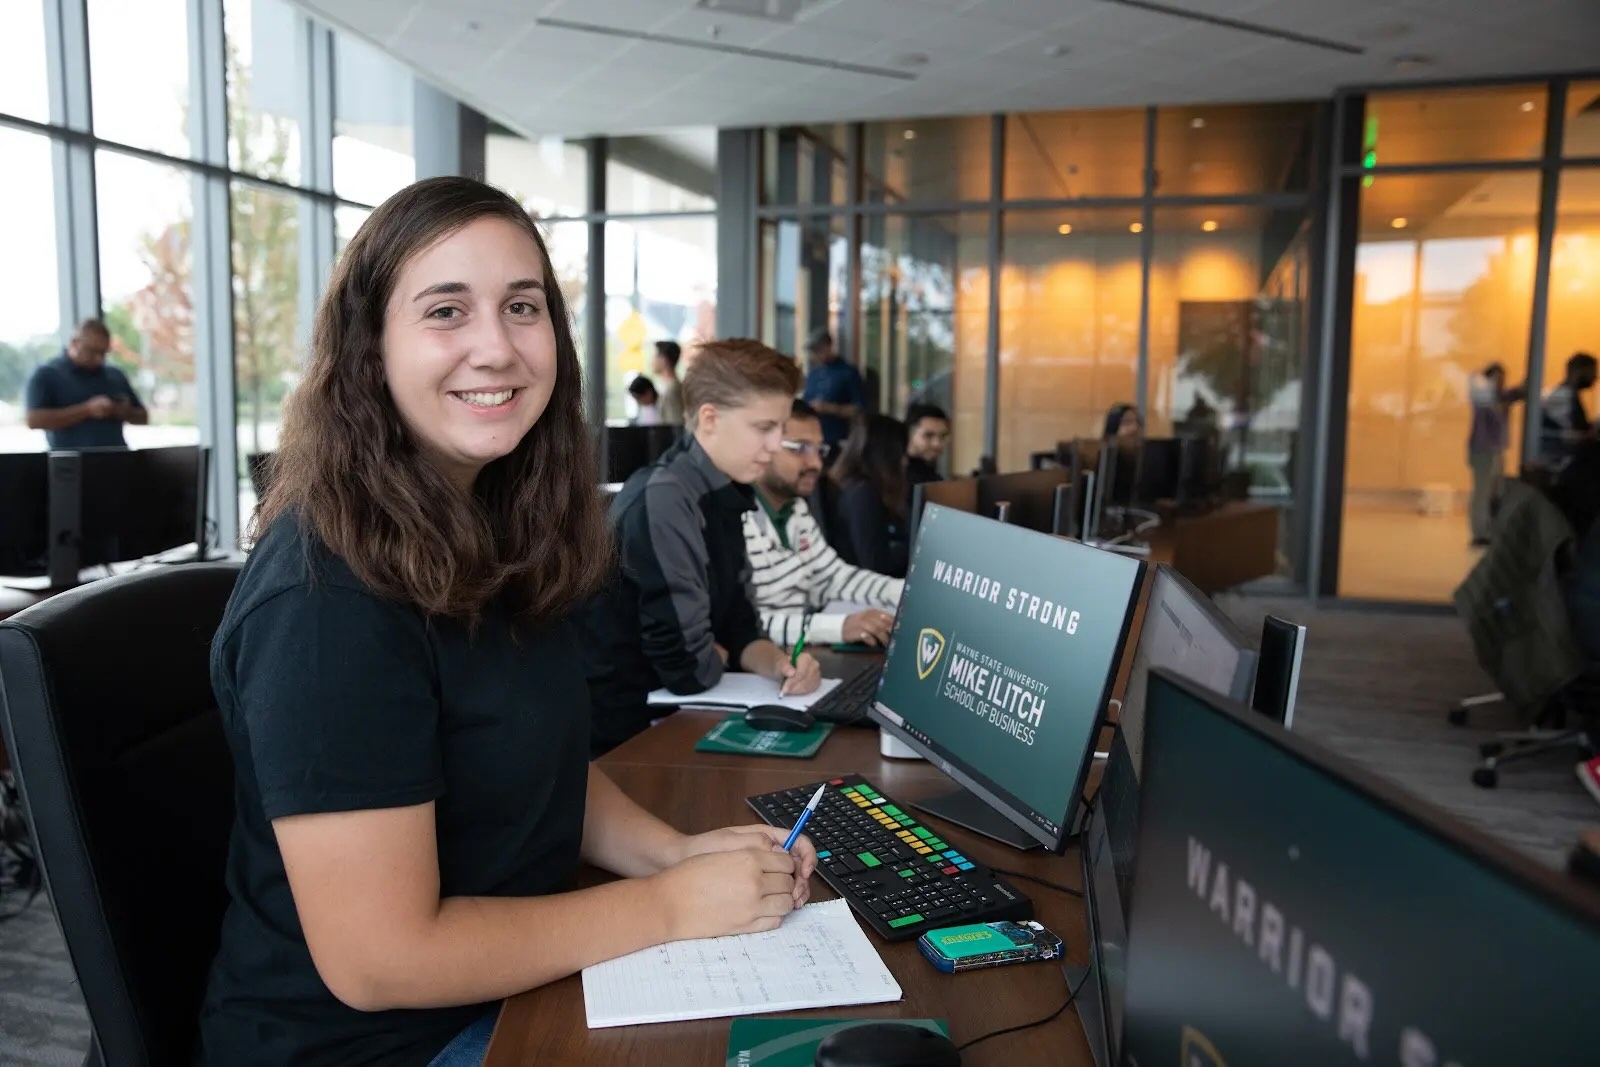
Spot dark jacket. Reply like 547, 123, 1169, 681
824, 479, 909, 579
579, 436, 764, 755
1453, 480, 1582, 718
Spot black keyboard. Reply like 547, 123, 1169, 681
748, 775, 1032, 941
808, 665, 883, 724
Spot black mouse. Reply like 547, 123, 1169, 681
814, 1022, 961, 1067
743, 704, 816, 731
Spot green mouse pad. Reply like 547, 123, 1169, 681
695, 718, 834, 757
726, 1018, 949, 1067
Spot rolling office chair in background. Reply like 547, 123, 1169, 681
0, 563, 242, 1066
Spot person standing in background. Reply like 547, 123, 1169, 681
801, 328, 865, 452
652, 340, 684, 424
1540, 352, 1597, 469
1466, 362, 1527, 547
24, 318, 148, 449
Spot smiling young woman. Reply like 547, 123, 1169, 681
200, 179, 818, 1067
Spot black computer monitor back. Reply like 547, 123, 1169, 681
1251, 615, 1307, 728
909, 475, 979, 538
78, 445, 206, 565
1137, 437, 1181, 503
976, 467, 1068, 534
1078, 731, 1141, 1067
1121, 669, 1600, 1067
0, 452, 49, 576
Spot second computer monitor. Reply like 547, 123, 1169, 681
0, 452, 49, 577
909, 475, 980, 537
976, 467, 1069, 535
870, 503, 1145, 852
1121, 669, 1600, 1067
1118, 564, 1257, 779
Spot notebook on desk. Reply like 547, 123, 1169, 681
581, 898, 901, 1028
647, 673, 842, 712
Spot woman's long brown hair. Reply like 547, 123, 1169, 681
256, 176, 611, 624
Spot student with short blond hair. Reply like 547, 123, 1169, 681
581, 338, 823, 755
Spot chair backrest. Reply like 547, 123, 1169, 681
0, 563, 242, 1067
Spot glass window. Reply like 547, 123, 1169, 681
225, 0, 303, 186
1541, 166, 1600, 458
1147, 205, 1312, 576
0, 0, 50, 122
333, 32, 414, 205
604, 217, 715, 422
487, 128, 587, 216
88, 0, 191, 158
231, 182, 304, 529
1364, 86, 1548, 167
538, 218, 588, 364
1003, 108, 1145, 200
998, 209, 1143, 470
1565, 81, 1600, 158
335, 205, 370, 256
761, 216, 849, 360
863, 117, 991, 204
0, 128, 60, 450
94, 150, 200, 447
1153, 103, 1316, 195
763, 125, 849, 206
859, 213, 988, 477
1339, 171, 1539, 601
608, 131, 715, 213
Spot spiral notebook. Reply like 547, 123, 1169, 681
581, 899, 901, 1028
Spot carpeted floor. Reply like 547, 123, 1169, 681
0, 597, 1594, 1063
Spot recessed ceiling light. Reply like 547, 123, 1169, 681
1520, 100, 1535, 112
1058, 223, 1073, 235
1129, 222, 1144, 234
1202, 220, 1218, 232
1190, 117, 1206, 130
903, 129, 917, 141
1391, 217, 1408, 229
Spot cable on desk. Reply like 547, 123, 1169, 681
988, 866, 1083, 898
954, 961, 1091, 1054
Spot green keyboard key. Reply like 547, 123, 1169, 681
911, 827, 933, 840
888, 914, 924, 928
898, 869, 914, 878
928, 839, 948, 850
858, 852, 881, 868
882, 805, 904, 817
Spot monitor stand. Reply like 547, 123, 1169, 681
908, 787, 1042, 852
1064, 961, 1112, 1067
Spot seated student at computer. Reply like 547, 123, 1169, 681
581, 339, 823, 756
200, 178, 818, 1067
904, 401, 950, 487
23, 318, 148, 448
744, 399, 902, 649
626, 374, 662, 425
824, 414, 911, 578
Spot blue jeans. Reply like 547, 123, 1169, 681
427, 1009, 497, 1067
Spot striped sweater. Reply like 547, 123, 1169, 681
742, 497, 904, 645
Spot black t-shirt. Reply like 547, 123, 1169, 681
198, 515, 589, 1067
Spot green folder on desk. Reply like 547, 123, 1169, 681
725, 1018, 948, 1067
695, 718, 833, 757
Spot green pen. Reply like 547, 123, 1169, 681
789, 626, 808, 666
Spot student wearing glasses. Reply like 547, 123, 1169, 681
742, 399, 903, 650
580, 339, 823, 756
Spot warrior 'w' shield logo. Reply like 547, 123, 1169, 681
1180, 1026, 1229, 1067
916, 628, 947, 680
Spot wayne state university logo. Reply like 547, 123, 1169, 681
1179, 1026, 1229, 1067
916, 628, 946, 680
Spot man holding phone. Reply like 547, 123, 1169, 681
24, 318, 148, 449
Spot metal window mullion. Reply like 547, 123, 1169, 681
1521, 80, 1567, 466
190, 0, 238, 548
45, 0, 99, 328
984, 113, 1003, 465
1136, 107, 1155, 425
585, 137, 607, 426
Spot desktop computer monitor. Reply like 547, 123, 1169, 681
1073, 730, 1140, 1067
0, 452, 49, 577
1252, 614, 1307, 727
1121, 668, 1600, 1067
976, 468, 1069, 535
1117, 564, 1257, 779
909, 476, 980, 539
48, 446, 209, 584
868, 503, 1145, 852
1137, 437, 1181, 503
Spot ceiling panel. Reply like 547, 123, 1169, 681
293, 0, 1600, 139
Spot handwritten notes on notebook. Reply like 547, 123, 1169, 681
581, 898, 901, 1028
646, 673, 842, 712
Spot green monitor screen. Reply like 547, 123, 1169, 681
869, 503, 1144, 851
1121, 669, 1600, 1067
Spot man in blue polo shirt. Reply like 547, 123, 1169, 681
800, 328, 865, 449
24, 318, 147, 449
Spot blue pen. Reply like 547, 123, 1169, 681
781, 783, 826, 852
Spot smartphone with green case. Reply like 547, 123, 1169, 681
917, 920, 1063, 973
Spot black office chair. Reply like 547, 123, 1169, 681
0, 563, 242, 1067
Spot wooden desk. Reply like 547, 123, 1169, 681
485, 714, 1095, 1067
1151, 500, 1279, 595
